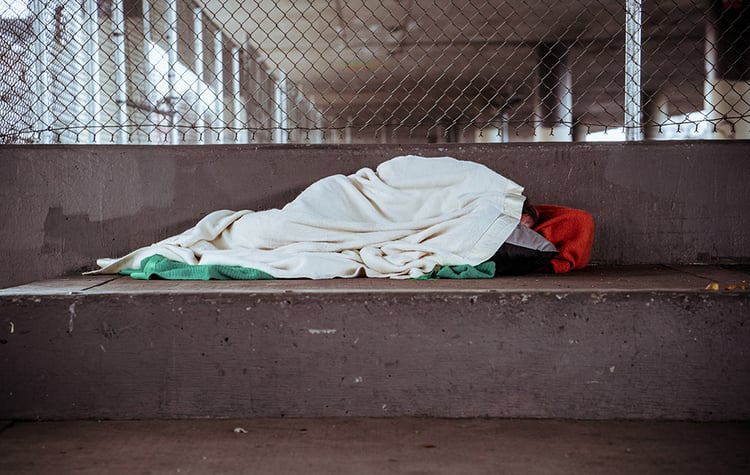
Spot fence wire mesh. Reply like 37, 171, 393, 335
1, 0, 747, 144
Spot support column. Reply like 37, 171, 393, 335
312, 96, 323, 144
427, 123, 446, 143
534, 42, 573, 142
449, 121, 469, 143
705, 0, 750, 139
642, 91, 668, 140
572, 117, 588, 142
378, 120, 389, 144
498, 111, 510, 142
343, 117, 353, 144
273, 72, 288, 144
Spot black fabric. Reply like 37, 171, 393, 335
489, 242, 558, 275
488, 224, 559, 276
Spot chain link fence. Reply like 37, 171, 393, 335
1, 0, 747, 144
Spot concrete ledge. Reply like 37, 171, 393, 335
1, 265, 748, 421
3, 142, 750, 288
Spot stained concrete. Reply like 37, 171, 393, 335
1, 418, 749, 475
2, 265, 748, 421
2, 142, 750, 288
4, 264, 746, 295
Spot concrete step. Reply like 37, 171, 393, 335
1, 265, 749, 421
2, 418, 749, 475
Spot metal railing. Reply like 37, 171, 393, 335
1, 0, 747, 144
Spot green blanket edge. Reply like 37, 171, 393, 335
120, 254, 275, 280
120, 254, 496, 280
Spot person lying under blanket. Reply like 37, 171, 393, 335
87, 155, 594, 280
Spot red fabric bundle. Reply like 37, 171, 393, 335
532, 205, 595, 273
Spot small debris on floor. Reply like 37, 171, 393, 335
725, 281, 746, 291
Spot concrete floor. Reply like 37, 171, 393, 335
1, 418, 749, 474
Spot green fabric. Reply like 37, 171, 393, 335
121, 254, 275, 280
414, 261, 496, 280
122, 254, 495, 280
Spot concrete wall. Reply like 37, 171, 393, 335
2, 142, 749, 288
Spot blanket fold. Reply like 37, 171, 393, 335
533, 205, 595, 273
89, 155, 526, 279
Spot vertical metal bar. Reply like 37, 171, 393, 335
112, 0, 128, 143
212, 28, 224, 143
166, 0, 179, 144
30, 0, 51, 143
231, 42, 243, 143
142, 0, 156, 142
82, 0, 101, 143
193, 7, 205, 144
624, 0, 643, 141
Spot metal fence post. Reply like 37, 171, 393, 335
30, 0, 51, 143
166, 0, 179, 144
624, 0, 643, 141
82, 0, 101, 143
112, 0, 128, 143
231, 40, 243, 143
142, 0, 156, 142
212, 29, 224, 143
193, 6, 205, 144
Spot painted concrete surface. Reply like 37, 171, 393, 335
2, 266, 748, 421
1, 418, 749, 475
2, 142, 750, 288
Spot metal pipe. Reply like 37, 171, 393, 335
82, 0, 101, 143
231, 42, 243, 143
193, 7, 205, 144
166, 0, 179, 143
624, 0, 643, 141
142, 0, 156, 142
212, 28, 224, 143
112, 0, 128, 143
30, 0, 51, 143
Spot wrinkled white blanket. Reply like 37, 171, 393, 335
90, 155, 526, 279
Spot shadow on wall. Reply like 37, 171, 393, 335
40, 183, 310, 274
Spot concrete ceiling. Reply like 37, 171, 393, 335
201, 0, 708, 133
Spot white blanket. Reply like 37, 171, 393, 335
90, 155, 526, 279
